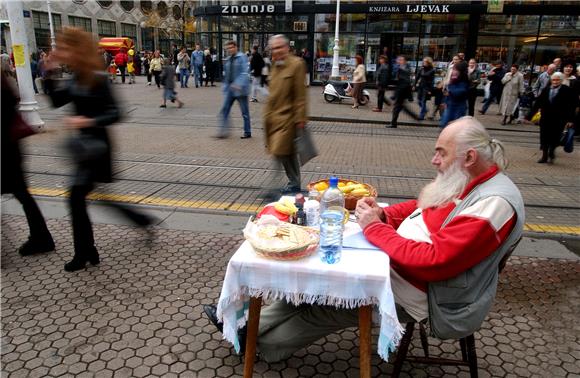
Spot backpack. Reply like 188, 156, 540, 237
114, 53, 127, 67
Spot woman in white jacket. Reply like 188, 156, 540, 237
499, 64, 524, 124
351, 55, 366, 109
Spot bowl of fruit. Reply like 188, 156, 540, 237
307, 179, 377, 211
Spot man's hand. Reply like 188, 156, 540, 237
355, 197, 385, 229
565, 122, 574, 129
64, 116, 94, 129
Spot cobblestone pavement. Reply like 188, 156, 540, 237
2, 215, 579, 377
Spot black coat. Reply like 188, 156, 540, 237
376, 63, 389, 88
488, 67, 505, 95
530, 84, 576, 149
45, 73, 120, 185
395, 64, 412, 99
415, 66, 435, 90
250, 52, 264, 77
1, 76, 23, 194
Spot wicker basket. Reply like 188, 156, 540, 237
307, 179, 378, 211
249, 227, 319, 261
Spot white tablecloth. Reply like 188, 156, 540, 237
216, 222, 403, 361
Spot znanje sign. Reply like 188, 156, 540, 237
221, 4, 275, 14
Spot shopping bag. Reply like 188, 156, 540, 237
295, 127, 318, 166
531, 111, 541, 124
559, 127, 575, 153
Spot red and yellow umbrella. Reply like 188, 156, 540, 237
98, 37, 135, 55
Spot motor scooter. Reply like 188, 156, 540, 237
323, 80, 371, 105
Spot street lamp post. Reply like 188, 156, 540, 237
46, 0, 56, 51
6, 0, 45, 131
330, 0, 341, 80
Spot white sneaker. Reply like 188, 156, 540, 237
147, 82, 151, 86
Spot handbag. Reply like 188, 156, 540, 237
10, 113, 36, 141
294, 127, 318, 166
559, 127, 575, 153
66, 133, 108, 163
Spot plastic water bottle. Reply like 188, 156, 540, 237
304, 191, 320, 228
318, 177, 345, 264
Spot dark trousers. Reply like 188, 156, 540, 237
276, 154, 301, 189
481, 90, 502, 114
376, 86, 390, 110
119, 65, 126, 83
391, 88, 416, 126
11, 176, 51, 241
467, 88, 478, 116
146, 71, 152, 84
69, 184, 153, 258
153, 71, 161, 88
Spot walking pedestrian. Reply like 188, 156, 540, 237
177, 47, 190, 88
443, 55, 460, 90
388, 56, 418, 128
261, 51, 271, 88
143, 52, 152, 86
351, 55, 366, 109
114, 48, 128, 84
250, 46, 265, 102
527, 72, 576, 164
562, 62, 577, 87
264, 34, 307, 195
191, 44, 204, 88
1, 73, 55, 256
414, 57, 435, 120
217, 40, 251, 139
428, 80, 445, 121
203, 49, 214, 87
149, 50, 163, 88
44, 27, 156, 272
499, 64, 525, 125
302, 47, 312, 87
373, 55, 390, 112
479, 61, 505, 114
532, 64, 555, 99
467, 59, 481, 116
160, 58, 184, 108
127, 49, 136, 84
440, 61, 469, 128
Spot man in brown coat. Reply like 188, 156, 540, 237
264, 34, 308, 194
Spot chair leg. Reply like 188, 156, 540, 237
459, 338, 468, 362
419, 323, 429, 358
465, 334, 478, 378
392, 322, 415, 378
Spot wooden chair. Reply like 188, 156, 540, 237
391, 237, 522, 378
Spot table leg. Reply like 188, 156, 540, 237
359, 305, 372, 378
243, 296, 262, 378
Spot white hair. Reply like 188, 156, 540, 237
453, 116, 508, 170
418, 159, 470, 209
551, 72, 565, 80
269, 34, 289, 47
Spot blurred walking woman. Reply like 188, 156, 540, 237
44, 28, 152, 271
149, 50, 163, 88
351, 55, 366, 109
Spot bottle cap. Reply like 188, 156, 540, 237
295, 193, 305, 205
329, 176, 339, 187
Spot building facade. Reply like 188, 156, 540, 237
193, 0, 580, 84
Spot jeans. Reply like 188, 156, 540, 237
251, 75, 267, 100
118, 65, 126, 83
481, 90, 502, 114
193, 64, 203, 87
179, 68, 189, 88
467, 88, 478, 116
417, 88, 429, 119
440, 101, 467, 128
219, 91, 251, 136
153, 71, 161, 88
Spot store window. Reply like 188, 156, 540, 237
120, 1, 134, 12
32, 11, 62, 53
121, 23, 137, 39
476, 35, 534, 72
141, 27, 154, 51
97, 20, 116, 38
314, 32, 365, 82
69, 16, 92, 32
421, 14, 469, 35
314, 13, 366, 33
263, 15, 310, 32
367, 14, 421, 33
479, 15, 540, 35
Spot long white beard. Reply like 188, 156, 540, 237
418, 161, 470, 209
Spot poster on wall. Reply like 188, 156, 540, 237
366, 64, 377, 72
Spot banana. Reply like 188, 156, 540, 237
341, 184, 357, 194
275, 199, 298, 215
351, 188, 370, 197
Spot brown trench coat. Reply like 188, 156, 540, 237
264, 55, 308, 156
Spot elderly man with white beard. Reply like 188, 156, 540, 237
203, 116, 524, 362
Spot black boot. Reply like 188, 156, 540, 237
203, 304, 247, 354
501, 116, 507, 125
19, 235, 55, 256
548, 148, 556, 164
508, 115, 514, 124
537, 149, 548, 164
65, 247, 99, 272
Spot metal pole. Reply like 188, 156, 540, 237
46, 0, 56, 51
6, 0, 45, 131
330, 0, 340, 80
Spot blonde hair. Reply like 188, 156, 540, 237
56, 27, 103, 86
424, 57, 433, 67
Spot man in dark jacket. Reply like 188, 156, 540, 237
528, 72, 577, 163
373, 55, 390, 112
479, 61, 505, 114
388, 56, 418, 128
250, 46, 265, 102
